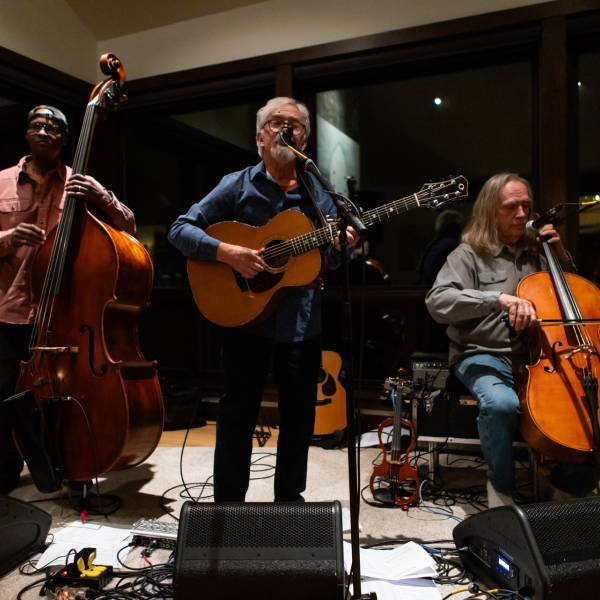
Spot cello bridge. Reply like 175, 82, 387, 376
564, 344, 596, 360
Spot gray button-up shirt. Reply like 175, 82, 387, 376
425, 241, 550, 366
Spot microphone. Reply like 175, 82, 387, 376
525, 214, 551, 234
525, 205, 563, 234
277, 126, 294, 148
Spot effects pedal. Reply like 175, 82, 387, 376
130, 518, 179, 550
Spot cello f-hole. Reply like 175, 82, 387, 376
80, 324, 108, 377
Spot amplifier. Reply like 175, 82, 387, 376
413, 391, 479, 439
410, 353, 478, 439
454, 497, 600, 599
411, 353, 449, 390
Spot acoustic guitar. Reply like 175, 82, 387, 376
314, 350, 347, 437
188, 176, 468, 327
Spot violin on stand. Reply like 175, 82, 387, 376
369, 374, 420, 506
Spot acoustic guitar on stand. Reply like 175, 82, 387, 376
314, 350, 347, 437
187, 176, 468, 327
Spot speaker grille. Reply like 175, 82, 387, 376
521, 498, 600, 565
174, 501, 344, 599
184, 502, 335, 548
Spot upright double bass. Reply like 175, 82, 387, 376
15, 55, 164, 488
518, 219, 600, 463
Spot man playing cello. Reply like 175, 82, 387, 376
424, 172, 595, 507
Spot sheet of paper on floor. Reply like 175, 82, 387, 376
38, 522, 133, 569
357, 577, 442, 600
343, 540, 441, 599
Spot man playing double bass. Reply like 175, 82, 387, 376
425, 172, 589, 507
0, 105, 135, 494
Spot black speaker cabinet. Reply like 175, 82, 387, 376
0, 496, 51, 576
174, 501, 344, 600
453, 497, 600, 599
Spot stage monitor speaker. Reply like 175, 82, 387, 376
174, 501, 344, 600
0, 496, 51, 576
453, 496, 600, 599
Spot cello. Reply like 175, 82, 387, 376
369, 374, 420, 506
518, 219, 600, 463
15, 54, 164, 489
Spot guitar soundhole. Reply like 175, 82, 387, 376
240, 238, 288, 293
321, 374, 337, 396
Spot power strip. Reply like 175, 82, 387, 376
130, 518, 179, 550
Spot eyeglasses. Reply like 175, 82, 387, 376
27, 121, 62, 136
264, 118, 306, 136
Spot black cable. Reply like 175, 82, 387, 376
16, 576, 47, 599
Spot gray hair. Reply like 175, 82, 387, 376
462, 172, 534, 254
256, 97, 311, 137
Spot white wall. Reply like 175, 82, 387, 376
0, 0, 557, 82
0, 0, 97, 81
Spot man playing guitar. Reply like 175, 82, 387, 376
168, 96, 357, 502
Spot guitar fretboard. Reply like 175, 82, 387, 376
261, 177, 466, 263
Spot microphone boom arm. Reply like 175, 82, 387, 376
277, 131, 368, 239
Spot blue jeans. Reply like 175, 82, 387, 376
454, 353, 520, 493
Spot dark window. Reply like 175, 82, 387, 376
577, 50, 600, 284
316, 61, 533, 285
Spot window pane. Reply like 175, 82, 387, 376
123, 100, 264, 289
316, 61, 533, 284
578, 51, 600, 284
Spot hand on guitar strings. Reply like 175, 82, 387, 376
216, 241, 266, 279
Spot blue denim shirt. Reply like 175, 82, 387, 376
168, 161, 340, 341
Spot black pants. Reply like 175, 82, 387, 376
0, 323, 31, 493
214, 330, 320, 502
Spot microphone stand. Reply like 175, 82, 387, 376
279, 132, 374, 599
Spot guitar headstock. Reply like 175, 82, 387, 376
419, 175, 469, 210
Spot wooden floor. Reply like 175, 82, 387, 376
158, 421, 279, 448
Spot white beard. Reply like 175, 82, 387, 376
270, 142, 296, 164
